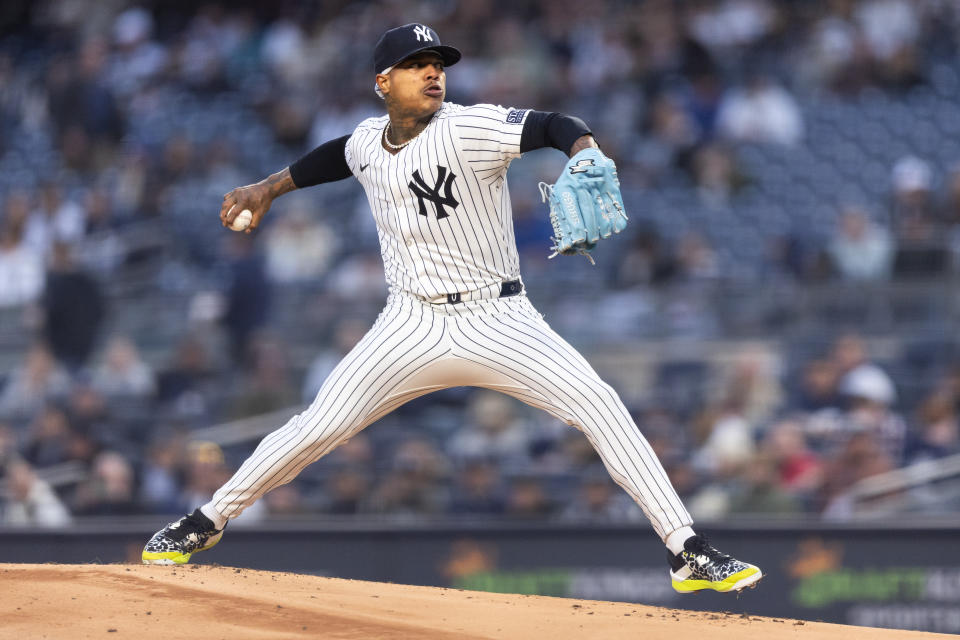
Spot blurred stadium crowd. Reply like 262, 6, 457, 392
2, 0, 960, 527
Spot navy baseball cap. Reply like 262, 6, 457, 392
373, 23, 461, 74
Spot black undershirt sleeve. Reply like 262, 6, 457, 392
519, 111, 592, 155
288, 135, 353, 188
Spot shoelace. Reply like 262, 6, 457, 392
164, 515, 208, 541
686, 535, 731, 563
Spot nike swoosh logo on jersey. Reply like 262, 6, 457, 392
360, 163, 370, 172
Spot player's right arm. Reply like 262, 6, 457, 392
220, 134, 352, 233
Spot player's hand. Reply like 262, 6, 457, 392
220, 182, 273, 233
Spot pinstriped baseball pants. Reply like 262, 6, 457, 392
208, 291, 693, 540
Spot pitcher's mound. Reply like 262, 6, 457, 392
0, 563, 950, 639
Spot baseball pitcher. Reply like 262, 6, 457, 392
143, 23, 762, 594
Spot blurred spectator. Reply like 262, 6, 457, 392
690, 144, 745, 208
302, 318, 367, 402
157, 135, 196, 185
140, 434, 187, 514
66, 382, 118, 457
22, 405, 78, 468
830, 333, 869, 377
727, 453, 802, 516
449, 458, 507, 516
110, 7, 168, 98
634, 92, 699, 184
263, 483, 309, 517
855, 0, 923, 89
807, 363, 907, 462
762, 418, 823, 497
223, 234, 272, 364
511, 191, 554, 258
692, 397, 756, 476
231, 333, 297, 418
942, 163, 960, 227
0, 344, 72, 420
0, 203, 44, 308
904, 391, 959, 464
323, 467, 370, 515
716, 75, 804, 146
264, 204, 335, 284
42, 242, 105, 370
942, 164, 960, 270
45, 37, 124, 153
92, 335, 156, 399
75, 186, 124, 274
324, 432, 375, 474
0, 459, 72, 527
614, 226, 677, 289
505, 476, 554, 519
155, 336, 216, 414
712, 348, 783, 426
73, 450, 139, 516
23, 183, 85, 261
827, 205, 895, 281
681, 67, 725, 141
821, 431, 896, 516
0, 422, 16, 467
369, 438, 449, 516
791, 358, 842, 413
447, 392, 531, 470
560, 467, 644, 522
675, 231, 721, 282
801, 3, 862, 91
326, 253, 388, 302
890, 157, 948, 277
685, 0, 777, 52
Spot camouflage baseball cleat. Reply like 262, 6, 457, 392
668, 534, 762, 593
142, 509, 225, 565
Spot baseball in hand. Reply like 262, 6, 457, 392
229, 208, 253, 231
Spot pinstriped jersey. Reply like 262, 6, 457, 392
344, 102, 530, 300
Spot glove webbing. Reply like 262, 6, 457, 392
538, 181, 596, 265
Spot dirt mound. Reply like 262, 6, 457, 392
0, 563, 951, 639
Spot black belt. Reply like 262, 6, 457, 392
446, 279, 522, 304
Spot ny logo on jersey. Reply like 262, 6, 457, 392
409, 165, 459, 219
413, 25, 433, 42
569, 158, 596, 174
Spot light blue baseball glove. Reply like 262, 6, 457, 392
538, 148, 628, 264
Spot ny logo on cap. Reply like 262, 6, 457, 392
413, 25, 433, 42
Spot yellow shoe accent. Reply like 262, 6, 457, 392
141, 530, 222, 565
141, 551, 193, 565
672, 566, 763, 593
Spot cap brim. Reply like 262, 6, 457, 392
389, 45, 461, 70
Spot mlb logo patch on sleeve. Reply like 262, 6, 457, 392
506, 109, 528, 124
